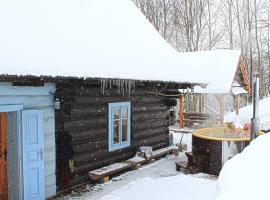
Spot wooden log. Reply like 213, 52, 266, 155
73, 151, 135, 175
64, 118, 107, 130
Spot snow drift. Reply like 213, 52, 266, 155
101, 175, 217, 200
224, 96, 270, 131
216, 133, 270, 200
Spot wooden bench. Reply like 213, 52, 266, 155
123, 156, 146, 170
183, 112, 210, 127
151, 146, 179, 159
89, 162, 132, 183
89, 146, 179, 182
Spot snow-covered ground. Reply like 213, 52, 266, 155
224, 96, 270, 131
59, 153, 217, 200
101, 174, 217, 200
57, 153, 217, 200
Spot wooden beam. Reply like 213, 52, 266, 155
219, 95, 224, 126
179, 95, 184, 128
236, 95, 240, 115
199, 94, 205, 113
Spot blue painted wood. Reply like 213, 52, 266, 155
0, 82, 12, 86
7, 112, 21, 200
0, 96, 54, 108
22, 110, 45, 200
0, 104, 23, 112
108, 102, 131, 151
0, 83, 56, 198
0, 83, 55, 96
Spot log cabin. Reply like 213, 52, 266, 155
0, 0, 207, 199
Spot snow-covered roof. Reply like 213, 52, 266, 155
231, 82, 248, 95
0, 0, 240, 85
191, 51, 241, 94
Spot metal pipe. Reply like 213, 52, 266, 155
251, 74, 260, 140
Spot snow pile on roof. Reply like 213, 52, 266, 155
231, 81, 248, 95
192, 51, 241, 93
0, 0, 240, 84
100, 174, 217, 200
216, 133, 270, 200
224, 96, 270, 131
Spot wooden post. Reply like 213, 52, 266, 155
219, 95, 224, 127
179, 95, 184, 128
199, 94, 205, 113
236, 95, 240, 115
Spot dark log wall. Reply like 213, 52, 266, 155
55, 81, 170, 189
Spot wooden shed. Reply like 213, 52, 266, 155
176, 53, 250, 128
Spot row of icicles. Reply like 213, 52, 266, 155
100, 79, 136, 97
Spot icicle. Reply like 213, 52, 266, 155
100, 79, 103, 94
128, 80, 131, 98
123, 80, 124, 96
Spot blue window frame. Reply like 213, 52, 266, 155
108, 102, 131, 151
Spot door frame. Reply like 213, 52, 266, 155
0, 105, 23, 200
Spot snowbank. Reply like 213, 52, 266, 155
224, 96, 270, 131
101, 175, 217, 200
216, 133, 270, 200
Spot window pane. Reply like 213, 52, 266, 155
113, 109, 120, 120
121, 107, 128, 119
122, 119, 128, 142
113, 120, 120, 144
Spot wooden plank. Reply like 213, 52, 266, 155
123, 156, 146, 166
151, 146, 177, 159
88, 162, 132, 181
0, 95, 54, 107
0, 113, 7, 200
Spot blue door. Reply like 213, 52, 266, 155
22, 110, 45, 200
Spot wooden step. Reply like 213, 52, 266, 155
175, 161, 201, 174
175, 161, 188, 174
185, 152, 194, 165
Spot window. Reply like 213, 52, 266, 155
108, 102, 131, 151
